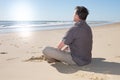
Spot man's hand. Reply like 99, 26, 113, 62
62, 46, 69, 51
57, 41, 66, 50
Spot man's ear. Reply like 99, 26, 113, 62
76, 14, 80, 20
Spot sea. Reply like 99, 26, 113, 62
0, 21, 112, 34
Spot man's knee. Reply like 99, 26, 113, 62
42, 46, 55, 55
42, 46, 49, 55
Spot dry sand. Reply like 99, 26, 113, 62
0, 22, 120, 80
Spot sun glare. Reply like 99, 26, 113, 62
11, 2, 33, 21
9, 2, 34, 37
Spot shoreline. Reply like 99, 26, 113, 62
0, 21, 118, 34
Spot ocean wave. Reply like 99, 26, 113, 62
0, 21, 111, 33
0, 21, 73, 29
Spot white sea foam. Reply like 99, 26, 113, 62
0, 21, 111, 33
0, 21, 73, 29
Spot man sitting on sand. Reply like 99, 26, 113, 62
42, 6, 93, 66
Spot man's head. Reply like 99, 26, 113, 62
73, 6, 89, 22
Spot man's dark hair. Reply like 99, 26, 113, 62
75, 6, 89, 20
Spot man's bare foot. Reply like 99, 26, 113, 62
46, 58, 61, 63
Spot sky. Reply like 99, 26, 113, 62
0, 0, 120, 21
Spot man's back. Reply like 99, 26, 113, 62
64, 20, 93, 66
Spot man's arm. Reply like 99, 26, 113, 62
57, 41, 67, 50
57, 27, 75, 51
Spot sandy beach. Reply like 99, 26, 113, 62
0, 22, 120, 80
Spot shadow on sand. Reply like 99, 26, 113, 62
51, 58, 120, 75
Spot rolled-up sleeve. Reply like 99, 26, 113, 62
63, 27, 76, 45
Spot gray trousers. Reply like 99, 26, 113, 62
42, 46, 76, 65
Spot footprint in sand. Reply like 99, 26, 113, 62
38, 46, 43, 48
74, 72, 108, 80
14, 45, 19, 48
10, 44, 19, 48
107, 43, 111, 46
6, 57, 19, 61
115, 56, 120, 58
0, 52, 8, 54
24, 55, 47, 62
31, 52, 39, 54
